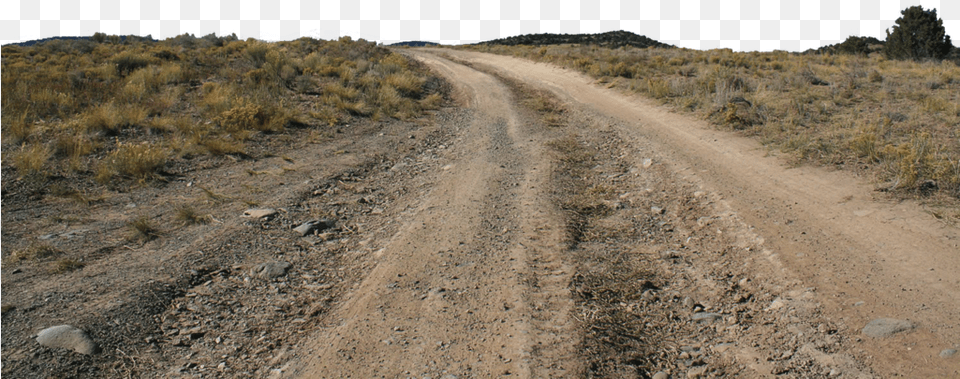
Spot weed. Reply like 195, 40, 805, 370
175, 204, 212, 225
96, 142, 168, 183
10, 143, 53, 178
198, 186, 232, 203
128, 215, 161, 242
51, 258, 84, 273
6, 242, 61, 264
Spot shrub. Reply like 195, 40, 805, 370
128, 215, 160, 242
96, 142, 168, 183
884, 6, 954, 61
11, 143, 53, 178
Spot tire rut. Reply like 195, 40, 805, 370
291, 52, 577, 378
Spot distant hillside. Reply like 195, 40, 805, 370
390, 41, 440, 47
478, 30, 674, 49
4, 36, 92, 47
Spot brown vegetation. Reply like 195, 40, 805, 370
463, 44, 960, 198
2, 34, 444, 194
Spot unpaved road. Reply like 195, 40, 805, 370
287, 50, 960, 377
3, 48, 959, 378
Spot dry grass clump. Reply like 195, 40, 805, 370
2, 34, 445, 190
128, 215, 161, 242
51, 259, 85, 274
467, 44, 960, 198
5, 242, 62, 265
95, 142, 168, 183
175, 204, 212, 225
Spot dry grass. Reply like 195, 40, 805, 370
2, 35, 445, 189
128, 215, 161, 242
50, 259, 85, 274
5, 242, 62, 265
466, 44, 960, 198
175, 204, 212, 225
95, 142, 168, 183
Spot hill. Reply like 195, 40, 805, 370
478, 30, 674, 49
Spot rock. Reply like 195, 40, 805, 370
293, 219, 336, 236
861, 318, 915, 338
853, 301, 865, 307
652, 372, 669, 379
651, 206, 665, 215
36, 325, 101, 355
691, 312, 722, 323
242, 208, 278, 220
659, 250, 679, 260
642, 158, 653, 168
686, 366, 708, 378
251, 261, 291, 279
940, 348, 957, 358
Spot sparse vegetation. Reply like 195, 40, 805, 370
128, 215, 161, 242
465, 31, 960, 198
2, 33, 445, 192
5, 242, 61, 265
51, 258, 84, 273
175, 204, 212, 225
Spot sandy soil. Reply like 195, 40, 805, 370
3, 48, 958, 378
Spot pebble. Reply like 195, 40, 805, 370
651, 206, 665, 215
251, 261, 291, 279
642, 158, 653, 168
686, 366, 708, 378
861, 318, 915, 338
36, 325, 101, 355
853, 301, 865, 307
652, 372, 669, 379
691, 312, 722, 323
242, 208, 278, 220
940, 348, 957, 358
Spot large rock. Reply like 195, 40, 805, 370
36, 325, 101, 355
862, 318, 915, 338
251, 261, 291, 279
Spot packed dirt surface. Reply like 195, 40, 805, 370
3, 48, 959, 379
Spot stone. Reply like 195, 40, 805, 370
251, 261, 291, 279
293, 219, 336, 236
242, 208, 278, 220
36, 325, 101, 355
691, 312, 722, 323
861, 318, 915, 338
940, 348, 957, 358
642, 158, 653, 168
651, 206, 665, 215
652, 372, 669, 379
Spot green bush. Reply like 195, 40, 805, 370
885, 6, 954, 61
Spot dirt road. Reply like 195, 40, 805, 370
4, 48, 958, 378
289, 50, 960, 377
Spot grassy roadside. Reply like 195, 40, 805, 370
2, 35, 445, 192
461, 44, 960, 200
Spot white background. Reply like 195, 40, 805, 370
0, 0, 958, 52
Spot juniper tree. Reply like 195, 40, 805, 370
884, 6, 953, 60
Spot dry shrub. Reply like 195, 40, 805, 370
96, 142, 168, 183
6, 242, 61, 264
128, 214, 161, 242
175, 204, 212, 225
384, 72, 425, 97
215, 101, 288, 133
10, 143, 53, 178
